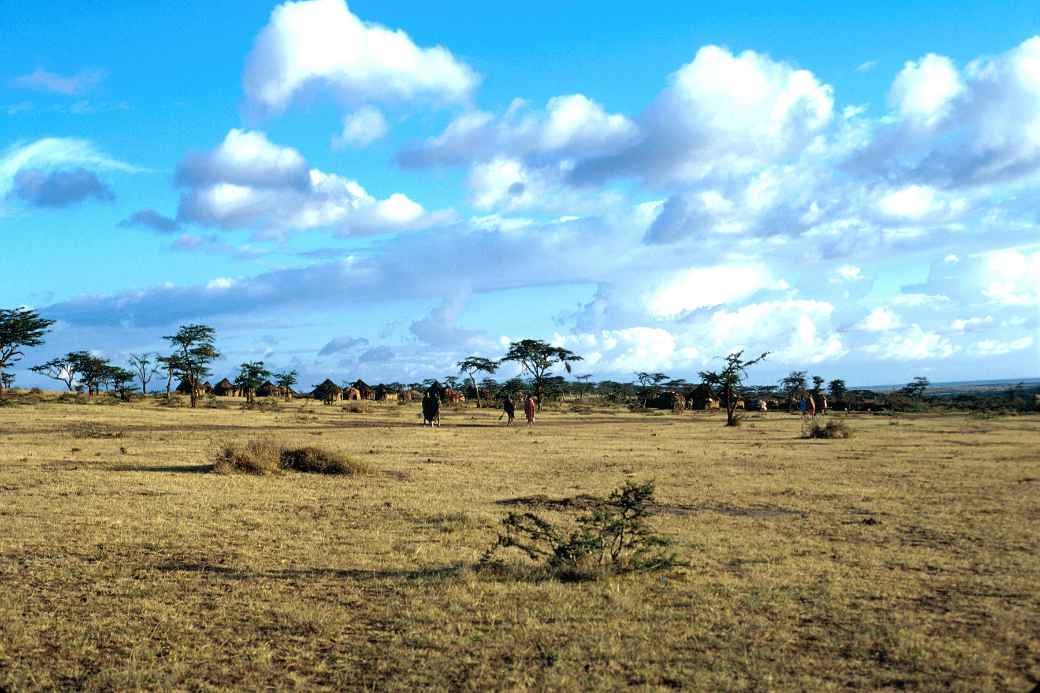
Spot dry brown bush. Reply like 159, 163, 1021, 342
214, 437, 368, 475
804, 418, 853, 439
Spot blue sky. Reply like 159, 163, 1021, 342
1, 0, 1038, 388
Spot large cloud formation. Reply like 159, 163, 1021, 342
243, 0, 478, 116
173, 129, 448, 237
22, 32, 1040, 385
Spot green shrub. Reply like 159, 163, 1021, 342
481, 480, 682, 581
214, 437, 368, 476
804, 418, 853, 439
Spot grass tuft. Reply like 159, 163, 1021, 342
214, 437, 368, 475
804, 418, 853, 439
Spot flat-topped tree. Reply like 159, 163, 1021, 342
274, 369, 298, 400
903, 376, 930, 400
163, 324, 219, 408
106, 366, 138, 402
575, 374, 593, 401
779, 370, 808, 402
235, 361, 271, 403
76, 354, 111, 398
457, 356, 498, 408
31, 351, 90, 391
699, 351, 769, 427
0, 307, 54, 393
501, 339, 583, 401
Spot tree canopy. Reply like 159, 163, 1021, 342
0, 308, 53, 390
500, 339, 582, 400
700, 351, 769, 426
163, 324, 219, 408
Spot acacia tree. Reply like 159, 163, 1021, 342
828, 378, 848, 401
811, 375, 825, 395
163, 324, 219, 408
0, 308, 54, 394
575, 374, 593, 401
106, 366, 138, 402
457, 356, 498, 408
76, 354, 111, 398
903, 376, 930, 400
0, 372, 13, 390
128, 352, 162, 394
779, 370, 808, 403
274, 369, 298, 400
31, 351, 88, 391
235, 361, 271, 404
699, 351, 769, 426
501, 339, 583, 400
156, 355, 182, 398
635, 371, 669, 405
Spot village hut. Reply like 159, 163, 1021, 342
212, 378, 239, 397
312, 379, 342, 404
352, 379, 375, 400
255, 381, 278, 397
176, 378, 210, 397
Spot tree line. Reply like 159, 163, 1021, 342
0, 307, 978, 413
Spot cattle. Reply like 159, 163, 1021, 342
421, 393, 441, 426
758, 399, 768, 412
443, 388, 465, 406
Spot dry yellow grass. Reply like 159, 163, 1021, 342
0, 394, 1037, 690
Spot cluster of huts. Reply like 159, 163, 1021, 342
177, 377, 456, 405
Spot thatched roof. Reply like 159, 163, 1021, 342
256, 380, 278, 396
352, 379, 372, 395
212, 378, 237, 395
312, 379, 341, 399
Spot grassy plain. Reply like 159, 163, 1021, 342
0, 394, 1037, 690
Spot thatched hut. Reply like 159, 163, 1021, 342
685, 384, 717, 410
212, 378, 239, 397
313, 379, 342, 404
256, 381, 278, 397
352, 379, 374, 400
176, 378, 210, 397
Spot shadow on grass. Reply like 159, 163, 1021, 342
154, 561, 466, 582
110, 464, 215, 474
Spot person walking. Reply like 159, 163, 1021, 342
524, 394, 537, 426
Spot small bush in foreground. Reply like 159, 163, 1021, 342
214, 438, 368, 475
280, 446, 367, 474
803, 418, 853, 439
480, 480, 682, 581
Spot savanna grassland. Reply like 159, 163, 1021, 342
0, 394, 1037, 691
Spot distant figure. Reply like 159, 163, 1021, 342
524, 395, 537, 426
799, 396, 808, 420
502, 396, 515, 424
813, 393, 827, 416
807, 394, 817, 418
421, 392, 440, 427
